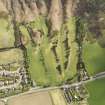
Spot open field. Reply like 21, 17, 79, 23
50, 89, 67, 105
83, 42, 105, 75
0, 48, 24, 65
0, 18, 15, 48
8, 91, 53, 105
86, 77, 105, 105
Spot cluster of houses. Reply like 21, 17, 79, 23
0, 63, 28, 90
62, 85, 89, 105
19, 67, 29, 85
0, 62, 30, 98
0, 70, 19, 87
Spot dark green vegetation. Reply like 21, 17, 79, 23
86, 78, 105, 105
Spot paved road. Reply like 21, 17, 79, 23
1, 71, 105, 101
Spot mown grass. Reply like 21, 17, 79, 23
83, 42, 105, 75
86, 78, 105, 105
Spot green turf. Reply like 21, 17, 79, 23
86, 78, 105, 105
83, 42, 105, 75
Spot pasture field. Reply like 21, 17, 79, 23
83, 42, 105, 75
86, 78, 105, 105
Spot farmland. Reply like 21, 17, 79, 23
86, 78, 105, 105
8, 91, 53, 105
83, 42, 105, 75
5, 89, 67, 105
